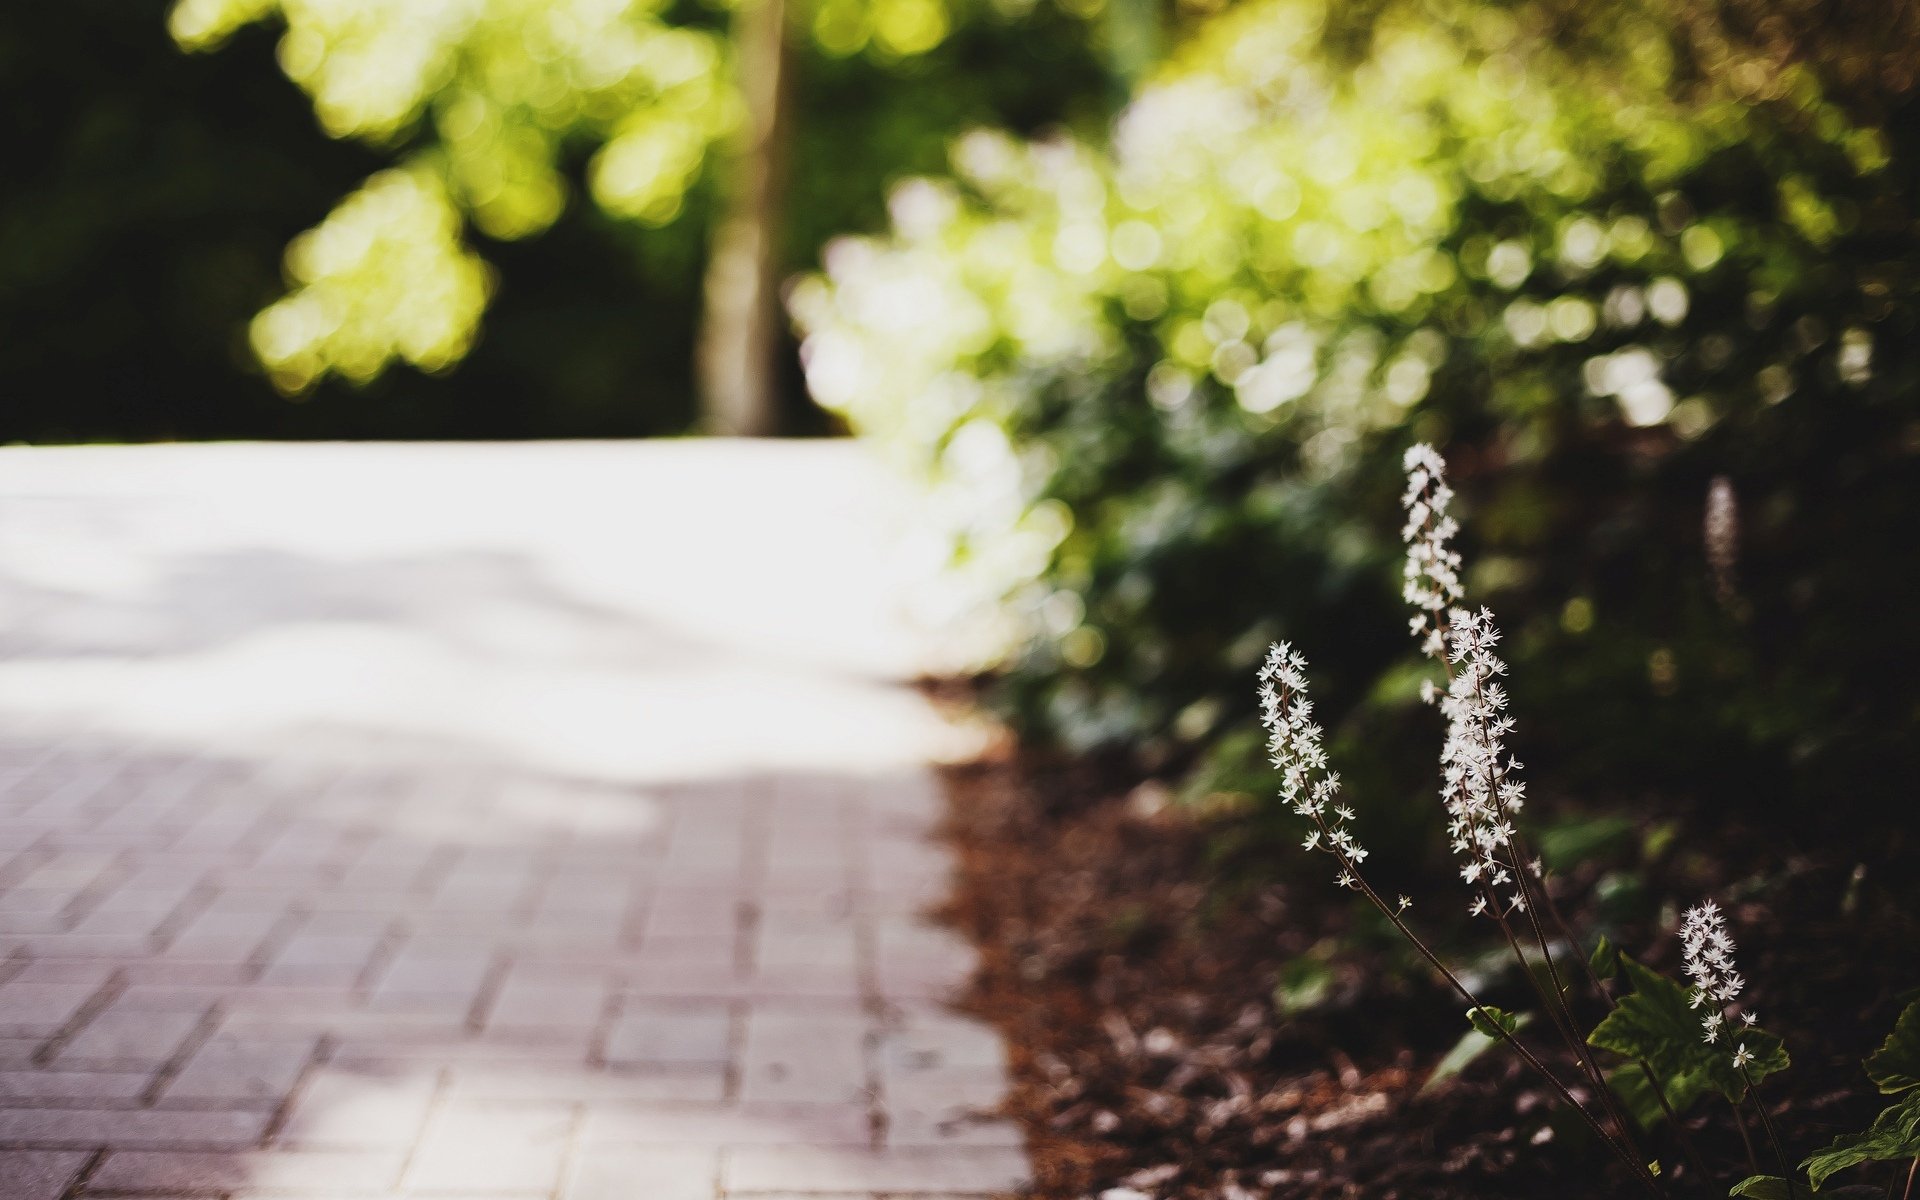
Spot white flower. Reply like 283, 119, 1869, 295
1430, 606, 1531, 901
1731, 1043, 1754, 1071
1400, 444, 1464, 646
1682, 899, 1757, 1045
1261, 642, 1371, 891
1399, 452, 1531, 901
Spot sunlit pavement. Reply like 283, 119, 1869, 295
0, 441, 1027, 1199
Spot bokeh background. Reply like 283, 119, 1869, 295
6, 0, 1920, 852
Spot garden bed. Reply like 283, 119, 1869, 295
935, 735, 1917, 1199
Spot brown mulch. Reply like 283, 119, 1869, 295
933, 738, 1917, 1200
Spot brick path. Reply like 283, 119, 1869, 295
0, 442, 1026, 1199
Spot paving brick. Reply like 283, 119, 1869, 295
740, 1009, 872, 1107
0, 1149, 90, 1200
368, 939, 494, 1012
162, 907, 285, 963
564, 1144, 716, 1200
160, 1034, 317, 1105
0, 1107, 270, 1149
444, 1064, 725, 1104
877, 1013, 1007, 1077
0, 1070, 152, 1103
725, 1146, 1029, 1193
0, 980, 111, 1037
258, 928, 386, 988
579, 1104, 871, 1146
483, 974, 608, 1034
603, 1006, 731, 1069
403, 1105, 572, 1193
637, 933, 738, 967
328, 1032, 591, 1068
273, 1071, 437, 1149
54, 1005, 204, 1070
90, 1148, 406, 1193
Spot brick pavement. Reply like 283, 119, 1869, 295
0, 442, 1026, 1199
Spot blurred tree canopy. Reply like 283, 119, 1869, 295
794, 0, 1920, 836
0, 0, 1107, 439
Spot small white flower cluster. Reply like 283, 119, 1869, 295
1437, 608, 1534, 917
1259, 642, 1364, 888
1681, 899, 1759, 1067
1401, 444, 1464, 662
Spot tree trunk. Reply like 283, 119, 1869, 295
696, 0, 794, 436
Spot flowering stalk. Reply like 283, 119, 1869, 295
1260, 643, 1661, 1192
1686, 900, 1796, 1195
1403, 446, 1657, 1158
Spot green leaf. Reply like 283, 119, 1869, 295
1590, 934, 1619, 981
1587, 955, 1788, 1113
1730, 1177, 1883, 1199
1608, 1058, 1716, 1130
1865, 997, 1920, 1094
1467, 1004, 1523, 1040
1801, 1091, 1920, 1189
1423, 1011, 1534, 1095
1271, 953, 1337, 1017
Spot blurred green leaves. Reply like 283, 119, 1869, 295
163, 0, 1114, 398
791, 0, 1920, 839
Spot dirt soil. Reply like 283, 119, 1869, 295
934, 740, 1918, 1200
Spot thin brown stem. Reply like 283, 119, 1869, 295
1303, 816, 1662, 1195
1900, 1156, 1916, 1200
1729, 1096, 1762, 1179
1413, 519, 1697, 1176
1541, 886, 1710, 1180
1635, 1058, 1711, 1181
1742, 1068, 1797, 1199
1453, 649, 1647, 1165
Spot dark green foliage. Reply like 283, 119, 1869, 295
1467, 1003, 1524, 1040
1587, 954, 1787, 1119
1729, 1176, 1881, 1198
1800, 1091, 1920, 1190
1865, 997, 1920, 1095
1589, 934, 1620, 982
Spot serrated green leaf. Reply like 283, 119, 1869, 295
1730, 1175, 1793, 1199
1590, 934, 1619, 981
1608, 1058, 1715, 1130
1587, 954, 1788, 1111
1801, 1091, 1920, 1189
1865, 997, 1920, 1094
1423, 1011, 1534, 1095
1467, 1004, 1522, 1040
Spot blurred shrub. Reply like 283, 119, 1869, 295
0, 0, 1106, 439
792, 0, 1920, 827
162, 0, 1116, 402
